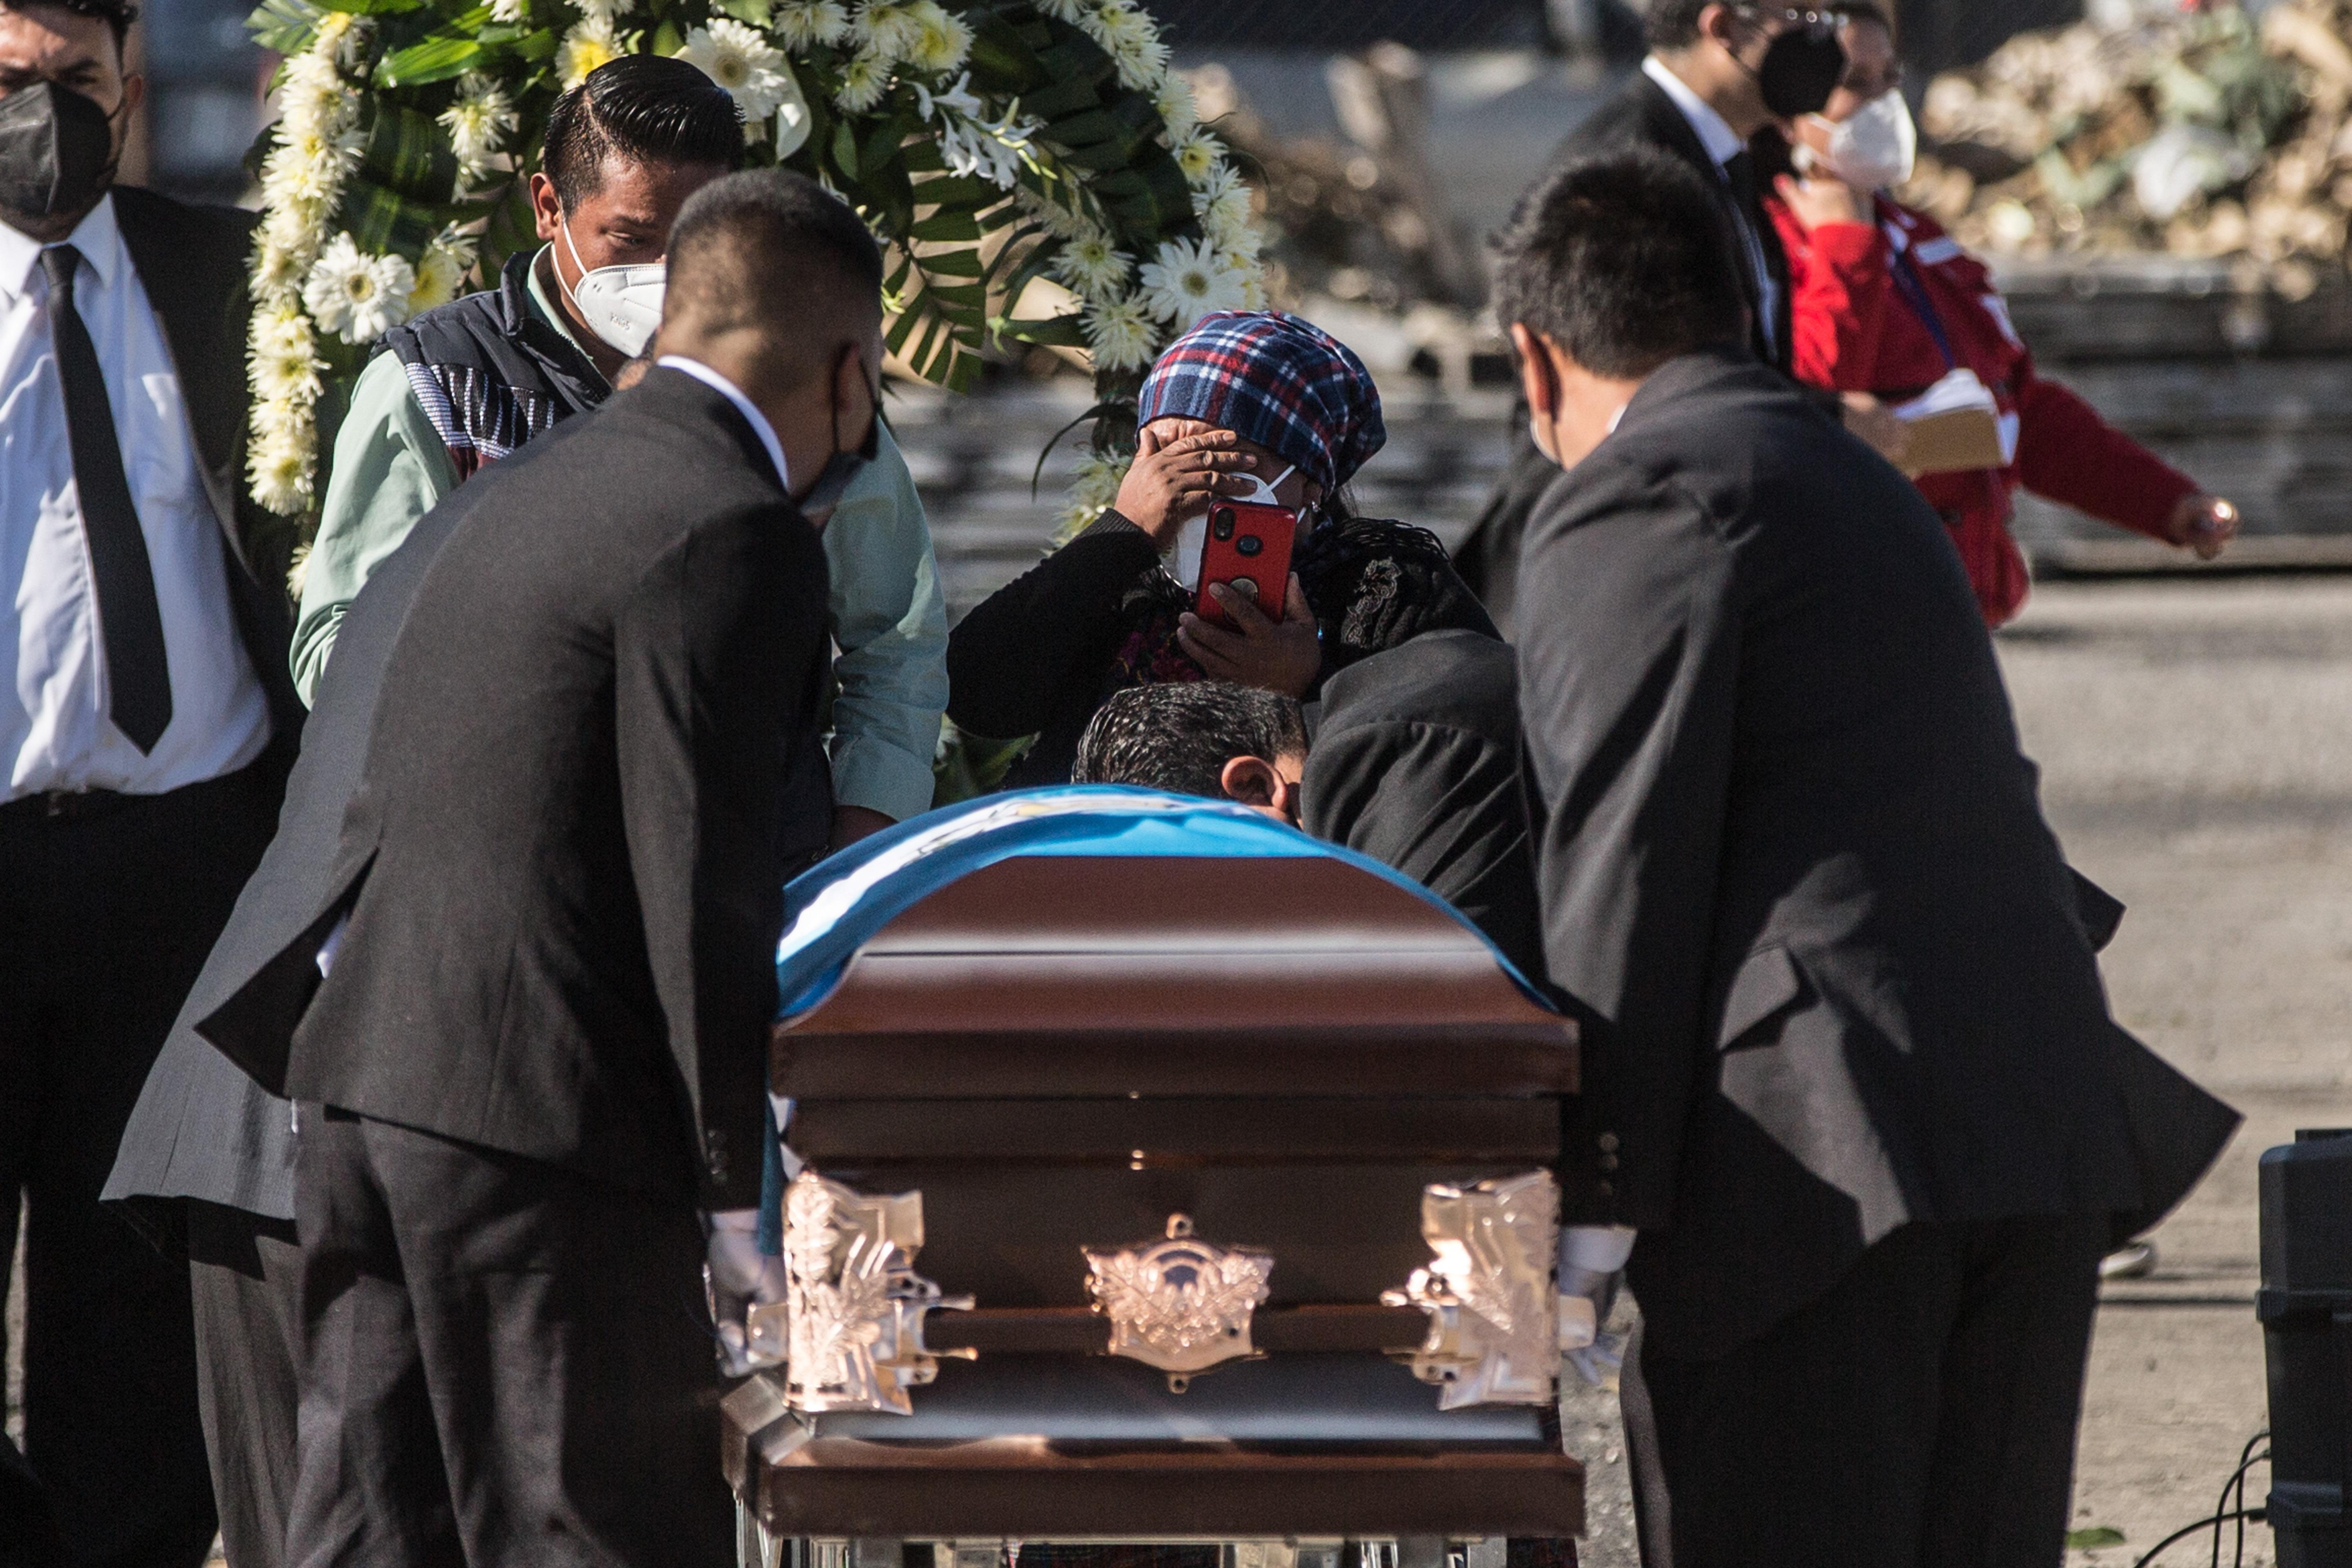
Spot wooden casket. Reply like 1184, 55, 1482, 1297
724, 789, 1583, 1566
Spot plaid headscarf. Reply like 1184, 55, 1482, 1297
1135, 311, 1386, 494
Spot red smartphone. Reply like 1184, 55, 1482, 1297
1194, 500, 1298, 629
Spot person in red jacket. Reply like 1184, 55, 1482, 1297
1764, 4, 2238, 626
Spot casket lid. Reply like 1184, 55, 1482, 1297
771, 788, 1573, 1101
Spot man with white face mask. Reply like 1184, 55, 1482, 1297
296, 54, 947, 844
1767, 2, 2239, 625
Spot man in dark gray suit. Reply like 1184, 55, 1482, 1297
189, 168, 868, 1566
1494, 149, 2239, 1568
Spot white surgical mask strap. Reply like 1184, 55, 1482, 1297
556, 213, 588, 308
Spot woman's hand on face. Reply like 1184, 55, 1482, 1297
1112, 423, 1259, 548
1177, 574, 1320, 699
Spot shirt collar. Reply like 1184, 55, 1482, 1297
1643, 56, 1748, 170
0, 190, 121, 304
656, 354, 792, 492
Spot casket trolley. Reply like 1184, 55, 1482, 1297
725, 791, 1586, 1568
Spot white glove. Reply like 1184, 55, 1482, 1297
1558, 1225, 1634, 1388
706, 1208, 789, 1377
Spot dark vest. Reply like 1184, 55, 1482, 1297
377, 251, 606, 482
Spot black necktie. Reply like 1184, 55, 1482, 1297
42, 243, 172, 753
1717, 152, 1779, 360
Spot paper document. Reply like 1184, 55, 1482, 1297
1891, 368, 2007, 476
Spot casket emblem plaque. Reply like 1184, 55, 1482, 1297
771, 1169, 973, 1415
1085, 1214, 1273, 1388
1383, 1169, 1561, 1409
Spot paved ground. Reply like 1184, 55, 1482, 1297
9, 577, 2346, 1568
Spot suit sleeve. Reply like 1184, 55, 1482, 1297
944, 514, 1162, 741
614, 508, 823, 1209
1515, 468, 1741, 1230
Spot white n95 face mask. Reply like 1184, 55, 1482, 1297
558, 218, 665, 357
1799, 89, 1918, 191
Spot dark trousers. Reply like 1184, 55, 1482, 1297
189, 1202, 305, 1568
0, 765, 277, 1568
1620, 1214, 2109, 1568
286, 1109, 731, 1568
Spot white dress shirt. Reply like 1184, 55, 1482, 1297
655, 354, 791, 491
0, 194, 270, 801
1642, 56, 1782, 360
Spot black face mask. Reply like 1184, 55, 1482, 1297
0, 81, 118, 227
1749, 21, 1847, 119
797, 355, 882, 517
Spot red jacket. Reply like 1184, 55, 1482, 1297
1766, 194, 2198, 625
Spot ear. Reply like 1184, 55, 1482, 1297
1510, 323, 1562, 425
119, 74, 145, 117
1697, 2, 1741, 49
529, 172, 563, 243
1219, 755, 1287, 811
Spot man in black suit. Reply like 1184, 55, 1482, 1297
0, 2, 302, 1561
1455, 0, 1857, 633
1493, 150, 2240, 1568
196, 169, 869, 1564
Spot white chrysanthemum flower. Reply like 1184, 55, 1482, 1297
1079, 1, 1167, 91
259, 195, 325, 258
1239, 269, 1267, 310
1136, 236, 1245, 330
1033, 0, 1093, 23
249, 240, 307, 303
303, 233, 417, 344
903, 0, 972, 74
1154, 75, 1198, 139
275, 52, 346, 141
1059, 449, 1132, 535
263, 126, 361, 207
312, 12, 364, 68
248, 304, 321, 404
1050, 232, 1130, 300
677, 19, 794, 124
439, 74, 517, 178
247, 420, 315, 515
851, 0, 924, 61
557, 18, 624, 89
1172, 127, 1222, 186
1080, 292, 1157, 369
835, 49, 893, 113
574, 0, 634, 20
773, 0, 850, 48
489, 0, 528, 21
251, 299, 314, 359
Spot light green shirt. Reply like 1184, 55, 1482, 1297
294, 249, 949, 823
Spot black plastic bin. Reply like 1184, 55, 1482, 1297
2262, 1129, 2352, 1568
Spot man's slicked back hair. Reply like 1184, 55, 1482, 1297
1489, 149, 1746, 381
541, 55, 745, 210
1072, 682, 1307, 802
1645, 0, 1715, 49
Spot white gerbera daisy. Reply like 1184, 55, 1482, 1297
1050, 232, 1130, 301
774, 0, 850, 49
303, 233, 417, 344
677, 19, 794, 123
1136, 236, 1245, 330
851, 0, 923, 61
439, 74, 518, 178
1172, 127, 1222, 186
835, 49, 893, 113
903, 0, 972, 74
557, 18, 624, 89
1080, 292, 1157, 369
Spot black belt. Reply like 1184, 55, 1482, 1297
0, 786, 141, 825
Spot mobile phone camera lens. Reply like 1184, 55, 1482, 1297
1236, 534, 1263, 557
1211, 508, 1236, 540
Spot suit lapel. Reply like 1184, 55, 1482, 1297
1628, 76, 1788, 372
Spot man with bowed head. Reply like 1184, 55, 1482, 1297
197, 168, 869, 1565
0, 0, 304, 1559
1497, 147, 2238, 1567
